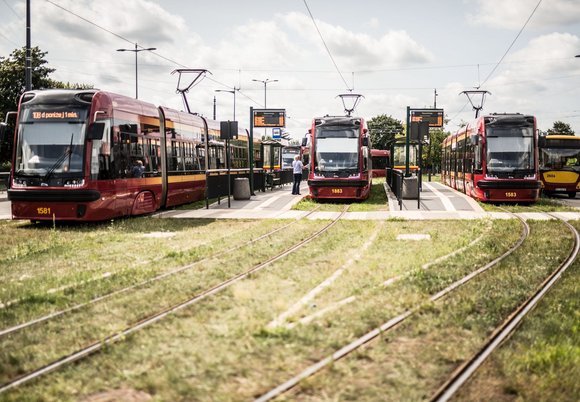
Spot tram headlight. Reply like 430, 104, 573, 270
12, 179, 27, 188
64, 179, 85, 188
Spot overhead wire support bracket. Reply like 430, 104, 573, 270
337, 93, 364, 116
460, 90, 491, 119
171, 69, 212, 114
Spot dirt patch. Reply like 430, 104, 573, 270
81, 387, 152, 402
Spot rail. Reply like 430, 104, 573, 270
254, 213, 529, 402
0, 206, 345, 394
430, 213, 580, 401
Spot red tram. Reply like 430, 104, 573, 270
4, 89, 257, 221
370, 149, 389, 178
306, 116, 372, 200
441, 113, 541, 202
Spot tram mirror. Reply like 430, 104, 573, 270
362, 137, 369, 147
87, 122, 105, 140
301, 137, 308, 147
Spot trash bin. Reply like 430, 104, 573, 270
402, 176, 419, 199
233, 177, 251, 200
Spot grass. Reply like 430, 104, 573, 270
292, 178, 388, 212
0, 216, 577, 401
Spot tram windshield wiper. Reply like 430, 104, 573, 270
43, 133, 74, 183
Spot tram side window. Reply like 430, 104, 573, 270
465, 141, 474, 174
196, 145, 206, 171
457, 138, 465, 174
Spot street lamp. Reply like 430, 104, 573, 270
116, 43, 156, 99
252, 78, 278, 108
215, 88, 238, 120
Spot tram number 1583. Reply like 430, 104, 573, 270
505, 192, 517, 198
331, 188, 343, 194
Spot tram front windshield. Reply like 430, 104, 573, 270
540, 144, 580, 171
14, 106, 87, 178
486, 125, 534, 174
314, 126, 359, 172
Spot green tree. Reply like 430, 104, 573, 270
547, 121, 575, 136
367, 114, 404, 150
0, 47, 92, 164
423, 128, 449, 173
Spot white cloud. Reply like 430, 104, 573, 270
471, 0, 580, 29
282, 12, 433, 70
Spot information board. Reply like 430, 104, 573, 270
410, 109, 444, 127
253, 109, 286, 128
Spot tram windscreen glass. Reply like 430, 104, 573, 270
485, 126, 534, 173
14, 106, 88, 177
315, 126, 359, 172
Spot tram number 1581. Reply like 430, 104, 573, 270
331, 188, 343, 194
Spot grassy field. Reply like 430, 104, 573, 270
0, 214, 577, 401
292, 178, 388, 212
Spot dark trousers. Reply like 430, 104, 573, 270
292, 173, 302, 194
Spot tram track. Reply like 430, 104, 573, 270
0, 208, 323, 338
430, 212, 580, 402
0, 206, 345, 394
254, 212, 530, 402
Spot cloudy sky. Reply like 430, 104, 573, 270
1, 0, 579, 139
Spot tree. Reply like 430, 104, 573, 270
423, 128, 449, 173
0, 46, 93, 164
547, 121, 575, 136
367, 114, 404, 150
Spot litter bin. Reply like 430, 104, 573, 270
233, 177, 251, 200
402, 176, 419, 199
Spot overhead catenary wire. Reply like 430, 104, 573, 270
480, 0, 543, 87
447, 0, 543, 126
302, 0, 351, 91
43, 0, 263, 108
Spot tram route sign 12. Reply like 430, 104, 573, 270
410, 109, 444, 127
253, 109, 286, 128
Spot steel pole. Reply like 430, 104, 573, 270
25, 0, 31, 91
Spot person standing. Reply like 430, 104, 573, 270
292, 155, 304, 195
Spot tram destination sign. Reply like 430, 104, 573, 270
410, 109, 444, 127
27, 109, 87, 122
253, 109, 286, 128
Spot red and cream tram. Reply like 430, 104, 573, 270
3, 89, 256, 221
441, 113, 541, 202
306, 116, 372, 200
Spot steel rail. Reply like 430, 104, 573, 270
0, 208, 322, 338
254, 213, 529, 402
430, 213, 580, 402
0, 206, 344, 394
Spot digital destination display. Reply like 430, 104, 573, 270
31, 110, 81, 120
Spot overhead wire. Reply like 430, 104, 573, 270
43, 0, 262, 108
447, 0, 543, 127
1, 0, 21, 18
302, 0, 351, 91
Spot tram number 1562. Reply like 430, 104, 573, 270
331, 188, 343, 194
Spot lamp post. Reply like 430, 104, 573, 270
215, 88, 238, 120
116, 43, 156, 99
252, 78, 278, 108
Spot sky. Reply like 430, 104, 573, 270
1, 0, 579, 140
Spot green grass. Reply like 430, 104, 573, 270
478, 195, 578, 212
0, 217, 576, 401
292, 178, 388, 212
